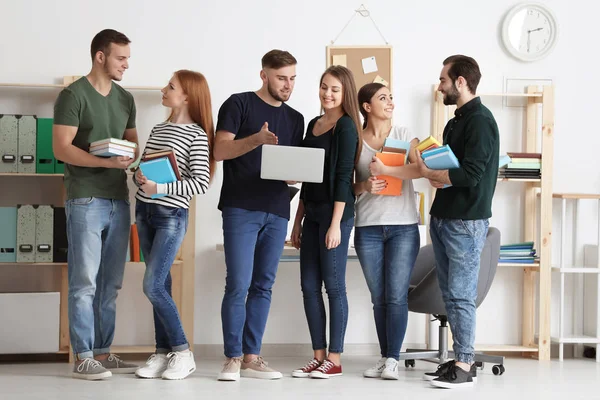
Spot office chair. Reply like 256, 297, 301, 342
398, 226, 506, 376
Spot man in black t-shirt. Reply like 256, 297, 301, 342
214, 50, 304, 381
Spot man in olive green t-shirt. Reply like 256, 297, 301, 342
53, 29, 139, 380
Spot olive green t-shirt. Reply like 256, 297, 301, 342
53, 77, 136, 200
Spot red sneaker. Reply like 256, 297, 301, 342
292, 358, 322, 378
309, 359, 342, 379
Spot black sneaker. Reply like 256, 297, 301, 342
430, 363, 474, 389
423, 360, 477, 383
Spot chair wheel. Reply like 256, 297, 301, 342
405, 360, 415, 368
492, 365, 505, 375
475, 361, 484, 370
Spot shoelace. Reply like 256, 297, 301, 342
76, 358, 103, 373
146, 354, 160, 365
223, 357, 242, 369
440, 363, 459, 381
436, 360, 455, 373
317, 360, 334, 372
302, 359, 320, 372
107, 354, 122, 366
167, 352, 181, 368
252, 356, 269, 369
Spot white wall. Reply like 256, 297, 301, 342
1, 0, 598, 351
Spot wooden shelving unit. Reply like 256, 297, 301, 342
0, 79, 195, 362
429, 85, 555, 360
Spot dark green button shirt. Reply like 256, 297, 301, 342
430, 97, 499, 220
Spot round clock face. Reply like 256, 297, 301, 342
502, 3, 558, 62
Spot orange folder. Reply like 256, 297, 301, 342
374, 152, 405, 196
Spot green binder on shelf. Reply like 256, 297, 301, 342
0, 207, 17, 262
16, 205, 36, 263
35, 205, 54, 263
17, 115, 36, 174
55, 159, 65, 174
0, 115, 18, 173
36, 118, 55, 174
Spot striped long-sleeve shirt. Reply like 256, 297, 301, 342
134, 122, 210, 209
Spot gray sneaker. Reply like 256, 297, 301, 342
72, 358, 112, 380
99, 354, 138, 374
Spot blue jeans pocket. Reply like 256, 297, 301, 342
70, 197, 95, 205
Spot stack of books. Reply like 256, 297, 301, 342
138, 149, 181, 199
89, 138, 137, 158
416, 136, 441, 152
373, 138, 409, 196
499, 241, 538, 264
421, 145, 460, 189
498, 152, 541, 179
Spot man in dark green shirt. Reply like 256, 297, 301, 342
416, 55, 499, 389
53, 29, 139, 380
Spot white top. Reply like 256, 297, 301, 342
134, 122, 210, 209
354, 125, 419, 227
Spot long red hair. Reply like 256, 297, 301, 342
168, 70, 216, 182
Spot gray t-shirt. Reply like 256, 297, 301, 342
355, 125, 419, 227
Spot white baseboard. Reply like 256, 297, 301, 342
192, 343, 427, 358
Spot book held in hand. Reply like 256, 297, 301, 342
89, 138, 137, 158
139, 157, 178, 199
374, 152, 406, 196
142, 149, 181, 180
421, 145, 460, 188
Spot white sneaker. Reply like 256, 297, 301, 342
381, 358, 399, 380
135, 353, 169, 379
161, 351, 196, 380
363, 357, 387, 378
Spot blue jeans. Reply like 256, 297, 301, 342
300, 204, 354, 354
66, 197, 130, 360
221, 207, 288, 358
429, 216, 489, 364
354, 224, 420, 360
136, 201, 189, 353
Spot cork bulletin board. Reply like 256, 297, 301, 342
326, 45, 393, 92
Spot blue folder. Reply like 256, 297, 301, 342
139, 158, 177, 199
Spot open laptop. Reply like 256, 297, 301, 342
260, 144, 325, 183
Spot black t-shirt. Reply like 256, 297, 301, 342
216, 92, 304, 220
302, 121, 333, 204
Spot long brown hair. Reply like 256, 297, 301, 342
320, 66, 362, 164
168, 70, 216, 182
358, 82, 386, 129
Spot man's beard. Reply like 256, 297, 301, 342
442, 84, 460, 105
267, 82, 290, 102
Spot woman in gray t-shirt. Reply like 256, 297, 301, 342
354, 83, 422, 380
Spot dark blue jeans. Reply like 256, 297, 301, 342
354, 224, 420, 360
221, 207, 288, 358
429, 216, 489, 364
300, 204, 354, 354
136, 201, 189, 353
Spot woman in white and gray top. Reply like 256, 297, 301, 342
132, 70, 215, 380
353, 83, 422, 380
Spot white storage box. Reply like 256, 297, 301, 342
0, 292, 60, 354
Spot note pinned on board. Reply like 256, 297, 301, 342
373, 75, 389, 86
332, 54, 347, 67
361, 56, 378, 74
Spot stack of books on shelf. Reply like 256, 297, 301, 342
138, 149, 181, 199
374, 138, 409, 196
89, 138, 137, 158
498, 152, 541, 180
499, 241, 538, 264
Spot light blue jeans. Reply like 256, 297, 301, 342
354, 224, 420, 360
66, 197, 130, 360
429, 216, 489, 364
